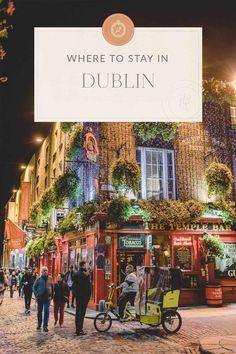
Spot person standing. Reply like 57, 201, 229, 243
53, 273, 69, 327
64, 265, 75, 308
73, 261, 91, 336
33, 266, 53, 332
22, 268, 36, 314
0, 269, 8, 305
8, 271, 18, 298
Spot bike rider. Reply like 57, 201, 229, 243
118, 264, 137, 320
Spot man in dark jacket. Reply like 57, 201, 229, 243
73, 261, 91, 336
53, 273, 69, 327
33, 266, 53, 332
22, 267, 36, 314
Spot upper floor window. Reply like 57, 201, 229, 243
136, 147, 176, 200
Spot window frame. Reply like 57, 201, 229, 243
137, 146, 176, 200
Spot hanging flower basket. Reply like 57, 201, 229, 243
111, 157, 141, 194
53, 171, 81, 204
205, 162, 234, 199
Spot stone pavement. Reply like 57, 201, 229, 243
200, 336, 236, 354
1, 292, 236, 354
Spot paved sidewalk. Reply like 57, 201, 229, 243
200, 335, 236, 353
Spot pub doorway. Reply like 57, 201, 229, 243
117, 251, 145, 286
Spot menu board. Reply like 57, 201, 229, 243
174, 246, 192, 270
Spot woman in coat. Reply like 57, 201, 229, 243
53, 273, 69, 327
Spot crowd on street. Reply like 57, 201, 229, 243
0, 261, 92, 336
0, 261, 139, 337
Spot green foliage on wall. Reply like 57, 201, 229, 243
66, 124, 83, 160
133, 122, 177, 142
205, 162, 234, 199
53, 171, 81, 204
138, 199, 206, 226
57, 208, 80, 235
60, 122, 74, 133
203, 79, 236, 106
213, 200, 236, 223
111, 157, 141, 194
107, 197, 131, 224
201, 233, 225, 259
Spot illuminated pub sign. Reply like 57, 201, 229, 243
173, 236, 193, 270
149, 223, 233, 231
215, 243, 236, 279
119, 234, 145, 249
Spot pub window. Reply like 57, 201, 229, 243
136, 147, 176, 200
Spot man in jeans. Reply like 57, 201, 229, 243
33, 266, 53, 332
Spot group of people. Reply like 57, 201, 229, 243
0, 261, 138, 335
0, 261, 91, 336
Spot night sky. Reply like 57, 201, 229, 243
1, 0, 236, 250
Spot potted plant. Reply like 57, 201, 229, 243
201, 233, 225, 306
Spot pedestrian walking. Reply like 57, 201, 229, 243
0, 269, 8, 305
33, 266, 53, 332
53, 273, 69, 327
64, 265, 75, 308
8, 271, 18, 298
17, 269, 24, 297
22, 268, 36, 314
73, 261, 91, 336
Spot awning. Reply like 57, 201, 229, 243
5, 219, 26, 250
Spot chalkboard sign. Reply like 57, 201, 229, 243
174, 246, 192, 270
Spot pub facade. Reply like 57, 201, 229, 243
3, 94, 236, 309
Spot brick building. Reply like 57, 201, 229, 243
3, 98, 236, 308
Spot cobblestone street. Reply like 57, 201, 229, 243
1, 293, 236, 354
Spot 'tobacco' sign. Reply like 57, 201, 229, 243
34, 19, 202, 122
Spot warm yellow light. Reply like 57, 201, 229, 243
12, 189, 18, 193
20, 165, 26, 170
35, 137, 43, 143
231, 80, 236, 90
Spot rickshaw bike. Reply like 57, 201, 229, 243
94, 266, 182, 334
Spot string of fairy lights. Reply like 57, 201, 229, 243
0, 0, 15, 83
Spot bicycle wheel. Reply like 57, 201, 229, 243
94, 312, 112, 332
161, 310, 182, 334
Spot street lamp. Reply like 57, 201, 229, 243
35, 137, 43, 143
12, 189, 18, 193
20, 165, 26, 170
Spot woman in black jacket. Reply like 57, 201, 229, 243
53, 273, 69, 327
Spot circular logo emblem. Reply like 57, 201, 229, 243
102, 13, 135, 46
